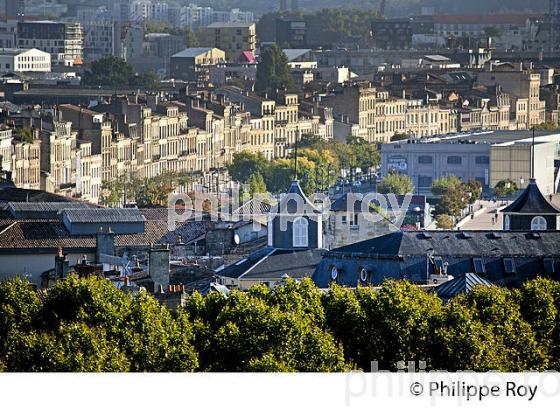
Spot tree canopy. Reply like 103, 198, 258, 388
2, 276, 560, 372
83, 56, 162, 89
377, 173, 414, 195
255, 44, 295, 95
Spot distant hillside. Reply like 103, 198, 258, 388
199, 0, 549, 16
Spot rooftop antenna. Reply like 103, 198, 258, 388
531, 126, 535, 179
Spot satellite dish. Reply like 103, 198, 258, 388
233, 233, 240, 245
330, 266, 338, 281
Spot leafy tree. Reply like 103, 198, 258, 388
464, 180, 482, 204
493, 179, 518, 198
227, 151, 269, 184
83, 56, 135, 87
323, 281, 442, 371
534, 122, 559, 130
431, 175, 462, 197
184, 28, 199, 48
435, 214, 454, 229
249, 172, 267, 195
462, 286, 549, 371
183, 280, 347, 372
255, 44, 295, 95
265, 159, 293, 193
2, 275, 198, 372
439, 184, 468, 218
377, 173, 414, 195
518, 279, 560, 368
346, 136, 380, 171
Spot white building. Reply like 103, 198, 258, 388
0, 48, 51, 73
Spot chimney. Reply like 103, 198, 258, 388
95, 226, 115, 263
149, 245, 170, 294
54, 247, 69, 279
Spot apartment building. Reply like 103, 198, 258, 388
322, 83, 377, 142
0, 127, 40, 190
476, 63, 546, 128
16, 21, 84, 66
200, 22, 256, 61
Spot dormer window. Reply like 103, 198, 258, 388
504, 215, 510, 230
531, 216, 547, 231
293, 217, 309, 248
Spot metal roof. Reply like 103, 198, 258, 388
172, 48, 218, 58
435, 272, 493, 299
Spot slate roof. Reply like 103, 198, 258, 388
217, 247, 324, 281
0, 187, 77, 203
502, 179, 560, 214
8, 201, 92, 219
434, 273, 493, 300
313, 230, 560, 288
270, 180, 322, 214
62, 208, 145, 223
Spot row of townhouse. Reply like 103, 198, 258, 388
28, 89, 332, 204
322, 69, 547, 142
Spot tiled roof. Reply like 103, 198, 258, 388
0, 219, 170, 253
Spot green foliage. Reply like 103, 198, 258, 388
249, 173, 267, 195
83, 56, 134, 87
101, 171, 190, 207
434, 214, 453, 229
184, 279, 347, 372
83, 56, 162, 88
433, 178, 481, 218
493, 179, 518, 198
0, 275, 198, 372
431, 175, 462, 197
377, 173, 414, 195
3, 276, 560, 372
255, 44, 295, 95
534, 122, 559, 131
227, 152, 269, 184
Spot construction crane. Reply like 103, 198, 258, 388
378, 0, 386, 19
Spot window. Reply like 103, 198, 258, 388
447, 156, 462, 165
531, 216, 547, 231
503, 258, 516, 275
418, 176, 433, 188
504, 215, 510, 231
418, 155, 433, 164
475, 156, 489, 164
472, 257, 486, 274
292, 217, 309, 247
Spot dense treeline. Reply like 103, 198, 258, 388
1, 275, 559, 372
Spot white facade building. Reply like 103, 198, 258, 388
0, 48, 51, 73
